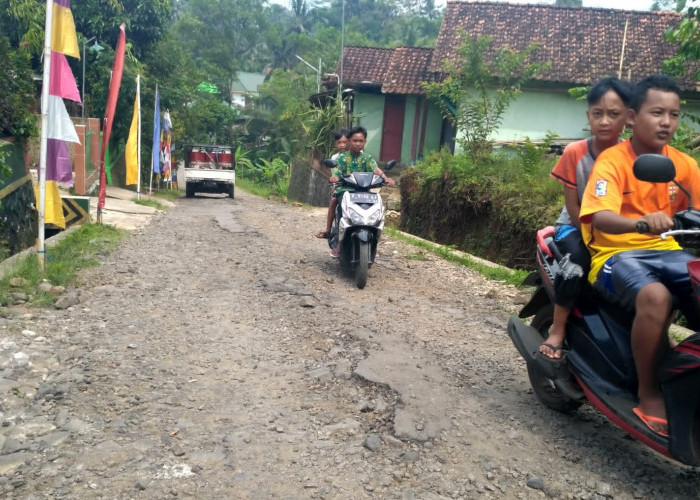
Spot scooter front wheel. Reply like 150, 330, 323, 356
529, 304, 582, 413
356, 240, 369, 289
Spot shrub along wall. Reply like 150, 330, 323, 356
399, 168, 561, 270
0, 140, 37, 259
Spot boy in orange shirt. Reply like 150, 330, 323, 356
579, 74, 700, 437
541, 77, 631, 359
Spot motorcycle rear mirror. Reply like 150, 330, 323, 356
633, 154, 676, 183
323, 159, 337, 169
384, 160, 397, 172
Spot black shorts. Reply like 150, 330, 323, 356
594, 249, 695, 311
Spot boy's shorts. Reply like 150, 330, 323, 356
594, 249, 695, 310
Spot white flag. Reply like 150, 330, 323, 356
47, 95, 80, 144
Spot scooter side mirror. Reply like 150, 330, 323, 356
384, 160, 397, 172
633, 154, 676, 183
323, 159, 337, 169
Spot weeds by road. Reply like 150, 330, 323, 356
0, 223, 125, 307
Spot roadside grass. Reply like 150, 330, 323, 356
236, 178, 276, 198
0, 223, 125, 307
385, 227, 529, 287
149, 188, 183, 202
133, 198, 166, 210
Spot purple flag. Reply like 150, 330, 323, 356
46, 139, 74, 186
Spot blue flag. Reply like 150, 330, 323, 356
152, 87, 161, 174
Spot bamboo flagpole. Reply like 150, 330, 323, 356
37, 0, 55, 270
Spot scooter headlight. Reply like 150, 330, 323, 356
346, 207, 364, 225
366, 207, 383, 225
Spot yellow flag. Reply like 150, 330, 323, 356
34, 180, 66, 229
51, 0, 80, 59
125, 91, 139, 186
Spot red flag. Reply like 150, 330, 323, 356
98, 23, 126, 214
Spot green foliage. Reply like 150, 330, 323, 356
652, 0, 684, 11
0, 141, 12, 182
567, 86, 590, 101
663, 2, 700, 79
0, 181, 37, 259
236, 153, 290, 198
402, 144, 561, 269
517, 132, 558, 178
133, 198, 166, 210
305, 97, 349, 158
424, 33, 550, 162
179, 93, 239, 145
0, 0, 44, 53
0, 36, 38, 142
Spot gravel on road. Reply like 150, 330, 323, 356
0, 190, 698, 499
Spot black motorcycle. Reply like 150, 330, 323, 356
507, 153, 700, 465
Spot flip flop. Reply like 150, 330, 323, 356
632, 407, 669, 438
315, 231, 329, 239
539, 342, 564, 359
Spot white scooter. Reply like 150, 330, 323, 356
323, 159, 396, 289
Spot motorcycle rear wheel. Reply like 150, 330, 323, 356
356, 241, 369, 289
529, 304, 583, 413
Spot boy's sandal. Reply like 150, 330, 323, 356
632, 407, 669, 438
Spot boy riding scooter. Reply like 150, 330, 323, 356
579, 74, 700, 437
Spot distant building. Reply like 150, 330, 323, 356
231, 72, 266, 110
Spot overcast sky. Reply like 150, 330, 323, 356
270, 0, 664, 12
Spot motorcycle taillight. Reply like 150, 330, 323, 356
689, 259, 700, 308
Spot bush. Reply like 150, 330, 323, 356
400, 146, 562, 269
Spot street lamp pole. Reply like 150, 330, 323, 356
81, 36, 96, 118
294, 54, 321, 93
340, 0, 345, 96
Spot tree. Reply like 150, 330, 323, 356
663, 1, 700, 79
174, 0, 272, 100
424, 33, 549, 162
0, 37, 38, 143
651, 0, 683, 11
554, 0, 582, 6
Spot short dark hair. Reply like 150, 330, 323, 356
587, 77, 632, 106
629, 74, 681, 112
333, 129, 349, 141
348, 126, 368, 139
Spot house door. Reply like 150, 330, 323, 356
380, 95, 405, 162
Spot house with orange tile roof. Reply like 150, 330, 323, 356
320, 1, 699, 162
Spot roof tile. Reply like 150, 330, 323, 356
432, 1, 695, 89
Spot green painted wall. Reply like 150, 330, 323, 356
352, 86, 700, 160
353, 93, 385, 158
495, 89, 587, 142
422, 102, 444, 159
352, 93, 445, 163
482, 88, 700, 144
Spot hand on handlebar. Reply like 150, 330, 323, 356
329, 175, 339, 183
639, 212, 674, 234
